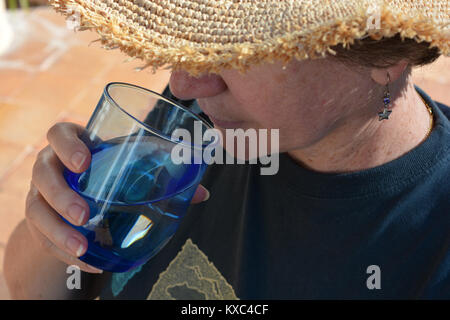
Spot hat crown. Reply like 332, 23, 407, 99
50, 0, 450, 76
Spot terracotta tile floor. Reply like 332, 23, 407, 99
0, 6, 449, 300
0, 6, 170, 299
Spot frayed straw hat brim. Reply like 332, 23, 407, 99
50, 0, 449, 77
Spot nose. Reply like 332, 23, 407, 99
169, 70, 227, 100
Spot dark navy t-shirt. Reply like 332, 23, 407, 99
99, 86, 450, 299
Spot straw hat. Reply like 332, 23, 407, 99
50, 0, 449, 77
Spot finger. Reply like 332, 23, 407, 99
26, 186, 88, 260
191, 184, 210, 204
47, 122, 91, 173
25, 187, 102, 274
26, 219, 102, 274
32, 147, 89, 226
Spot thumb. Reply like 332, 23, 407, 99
191, 184, 210, 204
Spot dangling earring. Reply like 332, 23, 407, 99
378, 73, 392, 121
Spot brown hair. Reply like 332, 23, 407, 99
329, 33, 441, 70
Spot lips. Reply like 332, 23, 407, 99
204, 113, 244, 129
197, 99, 244, 128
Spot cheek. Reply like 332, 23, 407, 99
221, 66, 346, 150
230, 82, 320, 129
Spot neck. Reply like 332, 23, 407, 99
288, 81, 433, 173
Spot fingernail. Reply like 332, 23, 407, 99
68, 204, 86, 225
87, 266, 103, 274
71, 152, 86, 170
66, 237, 85, 257
202, 189, 210, 202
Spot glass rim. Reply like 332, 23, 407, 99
103, 82, 216, 149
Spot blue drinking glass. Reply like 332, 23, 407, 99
63, 82, 216, 273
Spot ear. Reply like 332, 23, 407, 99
370, 59, 409, 85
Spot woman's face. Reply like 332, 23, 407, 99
169, 57, 377, 153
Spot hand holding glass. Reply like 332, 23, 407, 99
63, 83, 215, 272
